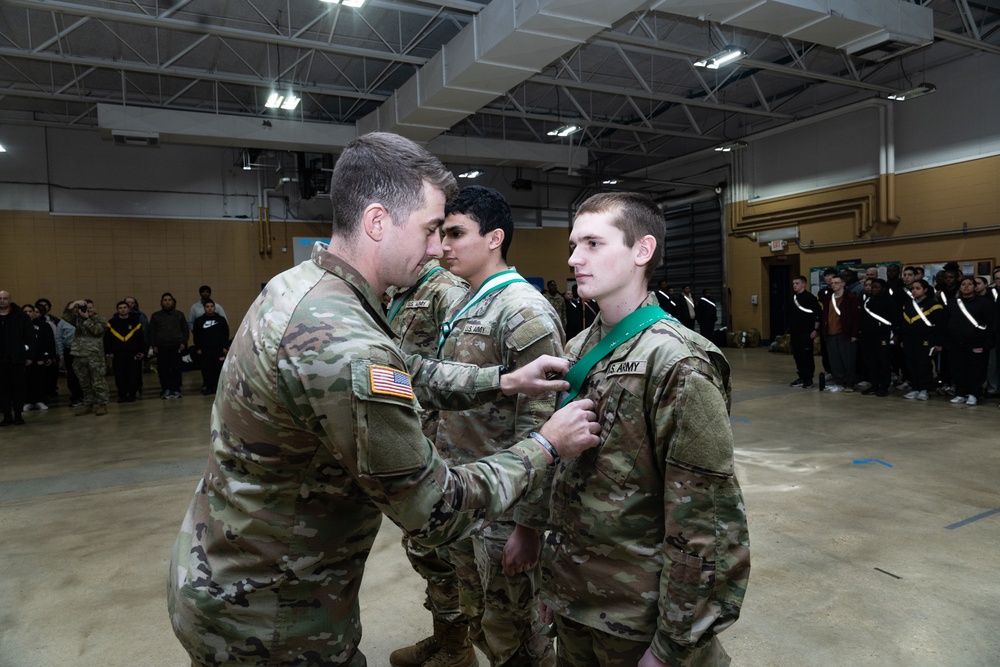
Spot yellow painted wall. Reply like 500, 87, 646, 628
727, 154, 1000, 338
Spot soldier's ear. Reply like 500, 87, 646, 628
363, 203, 388, 241
635, 235, 656, 268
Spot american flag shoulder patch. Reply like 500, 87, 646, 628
369, 364, 414, 400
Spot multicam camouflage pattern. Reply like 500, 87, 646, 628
62, 308, 109, 405
544, 291, 567, 328
541, 293, 750, 667
388, 260, 469, 625
415, 276, 564, 666
167, 243, 551, 667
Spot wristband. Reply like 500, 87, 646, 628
529, 431, 559, 464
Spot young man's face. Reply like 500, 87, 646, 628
568, 211, 642, 303
117, 303, 130, 317
162, 295, 175, 310
944, 271, 958, 288
381, 181, 446, 289
830, 277, 845, 294
902, 269, 915, 286
204, 302, 216, 315
547, 280, 558, 294
200, 288, 212, 301
870, 282, 884, 297
824, 273, 835, 286
792, 278, 806, 294
441, 212, 495, 282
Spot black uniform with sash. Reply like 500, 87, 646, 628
858, 292, 897, 394
788, 290, 821, 385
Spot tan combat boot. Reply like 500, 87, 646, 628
389, 622, 442, 667
95, 404, 108, 416
422, 621, 478, 667
75, 404, 94, 416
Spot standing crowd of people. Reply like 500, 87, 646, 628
787, 263, 999, 406
0, 286, 231, 426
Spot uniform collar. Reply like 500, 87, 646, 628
311, 241, 394, 337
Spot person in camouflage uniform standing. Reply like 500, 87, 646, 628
167, 132, 602, 667
386, 259, 472, 665
540, 193, 750, 667
543, 280, 567, 330
62, 299, 110, 416
392, 186, 564, 667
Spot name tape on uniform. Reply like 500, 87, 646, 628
605, 360, 648, 376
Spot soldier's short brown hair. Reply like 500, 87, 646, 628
329, 132, 457, 242
575, 192, 664, 278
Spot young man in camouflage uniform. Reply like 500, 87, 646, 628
540, 192, 751, 667
392, 185, 564, 667
62, 299, 110, 416
386, 259, 472, 665
167, 132, 602, 667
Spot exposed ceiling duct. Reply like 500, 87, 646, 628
651, 0, 934, 61
357, 0, 650, 142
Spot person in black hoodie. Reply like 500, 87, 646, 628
22, 303, 56, 411
105, 301, 145, 403
787, 275, 821, 388
858, 279, 897, 397
191, 299, 229, 395
945, 276, 993, 406
0, 290, 35, 426
899, 279, 945, 401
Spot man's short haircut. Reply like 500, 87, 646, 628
793, 275, 807, 283
329, 132, 458, 243
199, 285, 211, 293
823, 268, 839, 277
445, 185, 514, 260
574, 192, 664, 278
903, 265, 917, 274
116, 300, 128, 308
36, 298, 51, 309
203, 299, 215, 306
161, 292, 174, 299
871, 278, 887, 289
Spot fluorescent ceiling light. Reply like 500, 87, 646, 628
714, 141, 748, 153
321, 0, 366, 5
459, 170, 483, 179
266, 92, 300, 110
281, 95, 300, 110
602, 179, 622, 185
265, 93, 284, 109
0, 144, 6, 153
694, 46, 747, 69
546, 124, 582, 137
887, 83, 936, 101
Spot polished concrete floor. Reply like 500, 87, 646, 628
1, 348, 998, 667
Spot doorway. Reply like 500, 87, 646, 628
764, 255, 800, 341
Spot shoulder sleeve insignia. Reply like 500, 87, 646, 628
369, 364, 414, 399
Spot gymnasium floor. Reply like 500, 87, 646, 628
1, 347, 997, 666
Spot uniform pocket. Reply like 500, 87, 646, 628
594, 376, 647, 486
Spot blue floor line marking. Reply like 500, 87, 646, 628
945, 507, 1000, 530
853, 458, 894, 468
730, 417, 751, 424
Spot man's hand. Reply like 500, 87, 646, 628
537, 398, 600, 460
538, 600, 554, 626
502, 524, 541, 576
499, 355, 570, 397
638, 648, 669, 667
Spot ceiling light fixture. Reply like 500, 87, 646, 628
458, 170, 483, 179
0, 144, 6, 153
694, 46, 747, 69
265, 92, 300, 110
242, 150, 252, 171
602, 179, 622, 185
320, 0, 366, 6
547, 124, 582, 137
714, 141, 748, 153
887, 83, 936, 101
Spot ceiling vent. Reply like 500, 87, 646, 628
111, 130, 160, 147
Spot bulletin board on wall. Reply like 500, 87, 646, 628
808, 261, 900, 293
914, 260, 994, 282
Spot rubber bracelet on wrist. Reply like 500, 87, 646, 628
529, 431, 559, 464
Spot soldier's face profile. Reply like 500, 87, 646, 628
568, 211, 637, 303
441, 212, 493, 282
381, 180, 446, 289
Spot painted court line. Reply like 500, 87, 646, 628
945, 507, 1000, 530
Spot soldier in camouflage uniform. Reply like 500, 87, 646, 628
386, 259, 472, 664
543, 280, 567, 329
540, 193, 750, 667
62, 299, 110, 416
167, 132, 601, 667
392, 186, 564, 667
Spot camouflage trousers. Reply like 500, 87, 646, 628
402, 534, 463, 623
447, 520, 554, 666
552, 615, 730, 667
74, 349, 109, 405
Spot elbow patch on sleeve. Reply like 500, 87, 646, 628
351, 359, 428, 476
669, 371, 734, 476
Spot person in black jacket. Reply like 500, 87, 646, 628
22, 303, 57, 411
787, 276, 821, 388
191, 300, 229, 395
899, 280, 945, 401
147, 292, 189, 399
858, 279, 897, 397
695, 289, 718, 342
105, 301, 145, 403
945, 277, 993, 406
0, 290, 35, 426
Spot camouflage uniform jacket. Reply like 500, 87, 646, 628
544, 290, 567, 328
541, 293, 750, 666
387, 261, 468, 438
168, 243, 551, 667
61, 309, 109, 357
413, 275, 564, 530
